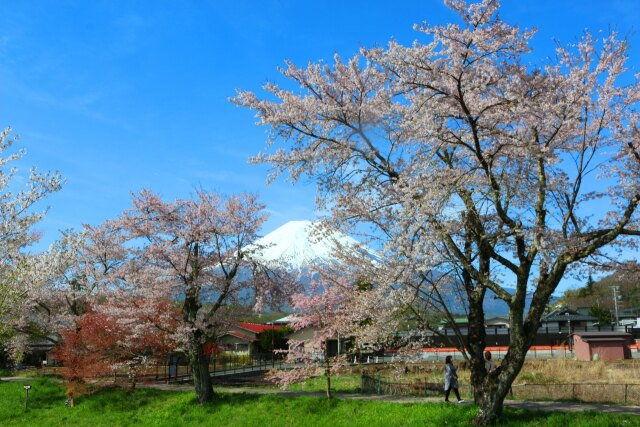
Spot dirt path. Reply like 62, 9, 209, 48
144, 383, 640, 416
0, 377, 37, 382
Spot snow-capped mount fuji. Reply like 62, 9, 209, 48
248, 220, 377, 271
247, 221, 550, 317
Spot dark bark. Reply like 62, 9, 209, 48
325, 366, 332, 400
474, 382, 506, 425
324, 342, 332, 400
183, 285, 214, 404
191, 339, 213, 404
469, 273, 547, 425
472, 336, 530, 425
466, 293, 487, 404
127, 371, 137, 392
470, 339, 525, 424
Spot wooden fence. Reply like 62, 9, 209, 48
510, 383, 640, 405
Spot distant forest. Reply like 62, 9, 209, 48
559, 266, 639, 324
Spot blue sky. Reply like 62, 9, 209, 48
1, 1, 639, 291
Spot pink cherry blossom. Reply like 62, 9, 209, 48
234, 1, 640, 424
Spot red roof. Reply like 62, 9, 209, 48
237, 322, 281, 334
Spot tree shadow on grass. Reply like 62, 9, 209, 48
201, 391, 341, 414
498, 407, 558, 425
74, 386, 304, 415
69, 385, 175, 414
496, 408, 638, 426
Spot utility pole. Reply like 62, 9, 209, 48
612, 286, 620, 327
565, 312, 572, 351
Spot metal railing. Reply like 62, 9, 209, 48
160, 352, 285, 383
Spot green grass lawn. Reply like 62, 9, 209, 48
271, 375, 361, 394
0, 378, 638, 427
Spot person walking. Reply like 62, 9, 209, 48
444, 355, 464, 403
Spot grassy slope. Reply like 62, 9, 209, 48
274, 375, 361, 393
0, 379, 638, 427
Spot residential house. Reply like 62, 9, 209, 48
485, 317, 510, 330
618, 308, 639, 327
217, 322, 281, 355
287, 326, 352, 359
540, 307, 597, 332
438, 317, 469, 335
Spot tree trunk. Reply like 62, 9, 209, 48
472, 360, 522, 425
465, 284, 487, 405
474, 384, 507, 425
191, 346, 213, 404
471, 327, 530, 425
183, 288, 213, 404
325, 367, 332, 399
188, 327, 213, 404
127, 366, 138, 392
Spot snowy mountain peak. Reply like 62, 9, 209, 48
248, 220, 374, 270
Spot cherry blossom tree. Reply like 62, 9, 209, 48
271, 269, 405, 399
270, 275, 350, 400
5, 224, 128, 361
114, 189, 286, 403
234, 1, 640, 424
0, 127, 62, 360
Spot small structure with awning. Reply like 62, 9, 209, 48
572, 331, 633, 361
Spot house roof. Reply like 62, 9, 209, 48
485, 317, 509, 324
27, 341, 55, 350
543, 307, 597, 322
573, 331, 632, 339
439, 317, 468, 325
222, 331, 257, 342
237, 322, 281, 334
544, 314, 597, 322
619, 308, 639, 317
581, 337, 627, 343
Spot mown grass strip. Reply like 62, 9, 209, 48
0, 378, 638, 426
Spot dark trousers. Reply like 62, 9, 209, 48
445, 387, 461, 401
